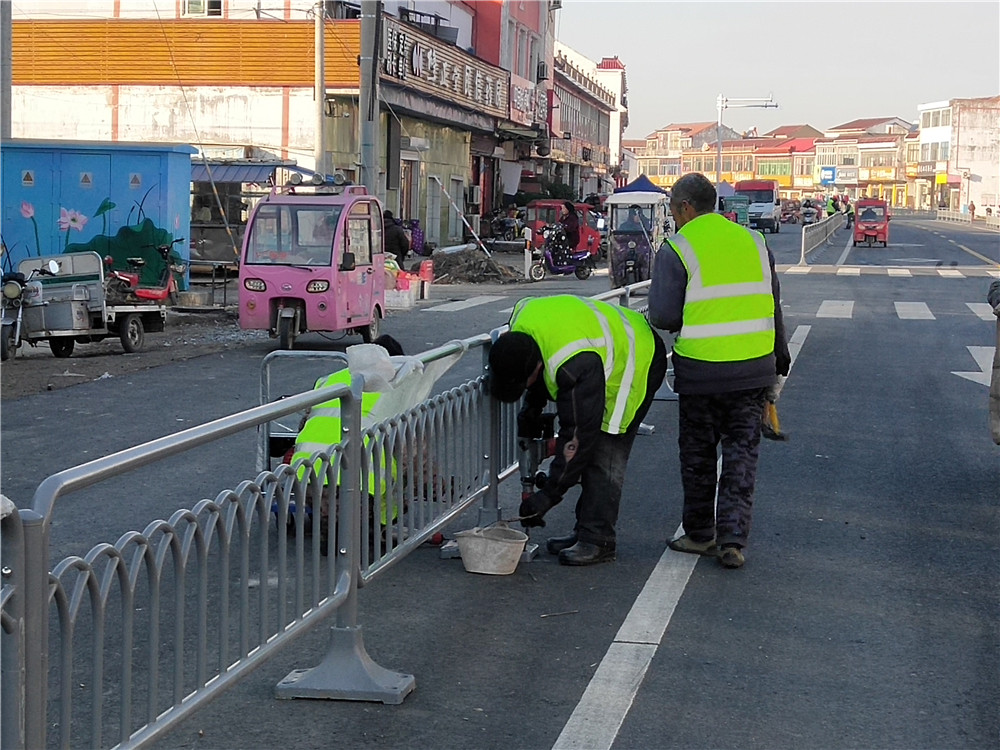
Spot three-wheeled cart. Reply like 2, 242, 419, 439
19, 251, 167, 357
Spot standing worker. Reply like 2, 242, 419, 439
648, 173, 790, 569
488, 295, 668, 566
826, 195, 838, 217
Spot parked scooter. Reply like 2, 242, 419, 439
1, 258, 60, 361
528, 223, 595, 281
489, 207, 524, 241
104, 237, 185, 305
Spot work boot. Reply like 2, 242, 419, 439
546, 532, 577, 555
718, 545, 745, 569
558, 541, 616, 566
667, 534, 717, 556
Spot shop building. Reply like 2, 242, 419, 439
638, 122, 737, 189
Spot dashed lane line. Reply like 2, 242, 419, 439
552, 325, 812, 750
894, 301, 935, 320
957, 243, 999, 266
817, 300, 854, 318
967, 302, 995, 321
422, 295, 505, 312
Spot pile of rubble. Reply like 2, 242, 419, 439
421, 248, 523, 284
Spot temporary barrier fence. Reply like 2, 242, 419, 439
0, 283, 667, 750
798, 212, 845, 265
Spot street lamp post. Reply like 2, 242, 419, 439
716, 94, 779, 186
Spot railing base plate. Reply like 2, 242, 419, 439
275, 625, 415, 705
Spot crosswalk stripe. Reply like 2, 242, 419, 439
422, 295, 506, 312
895, 301, 935, 320
967, 302, 996, 321
887, 268, 912, 277
836, 266, 860, 276
989, 269, 1000, 279
937, 268, 965, 278
785, 266, 811, 274
817, 300, 854, 318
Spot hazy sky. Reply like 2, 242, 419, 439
556, 1, 1000, 139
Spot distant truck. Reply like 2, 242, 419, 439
734, 180, 781, 233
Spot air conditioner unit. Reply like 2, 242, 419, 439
550, 0, 563, 9
536, 61, 549, 82
466, 185, 482, 204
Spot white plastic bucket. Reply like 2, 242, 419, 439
455, 525, 528, 575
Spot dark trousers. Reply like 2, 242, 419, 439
574, 335, 668, 546
677, 388, 766, 549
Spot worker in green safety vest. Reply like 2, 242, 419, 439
648, 172, 790, 570
289, 335, 405, 535
488, 295, 668, 566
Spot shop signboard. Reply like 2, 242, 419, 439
820, 167, 836, 185
382, 18, 509, 119
509, 73, 544, 127
917, 161, 936, 177
835, 167, 858, 184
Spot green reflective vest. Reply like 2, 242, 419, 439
290, 369, 396, 522
509, 295, 657, 434
826, 198, 837, 215
667, 213, 775, 363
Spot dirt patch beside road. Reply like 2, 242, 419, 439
0, 309, 268, 400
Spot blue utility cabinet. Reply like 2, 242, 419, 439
1, 139, 195, 287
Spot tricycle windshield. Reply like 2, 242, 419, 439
611, 204, 653, 233
246, 204, 344, 266
857, 206, 886, 221
528, 206, 559, 225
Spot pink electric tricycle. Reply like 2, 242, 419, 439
239, 182, 386, 350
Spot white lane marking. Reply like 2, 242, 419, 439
835, 232, 854, 265
594, 267, 609, 277
888, 243, 926, 248
817, 300, 854, 318
555, 326, 813, 750
895, 301, 935, 320
990, 269, 1000, 279
785, 266, 811, 274
937, 268, 965, 278
957, 244, 1000, 265
967, 302, 995, 321
422, 295, 505, 312
836, 266, 861, 276
951, 346, 994, 385
887, 268, 912, 277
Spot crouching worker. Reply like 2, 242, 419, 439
289, 334, 405, 548
489, 295, 668, 566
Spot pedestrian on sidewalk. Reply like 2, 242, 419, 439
648, 172, 790, 569
488, 295, 668, 566
383, 210, 410, 266
969, 201, 977, 222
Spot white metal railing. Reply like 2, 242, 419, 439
936, 209, 972, 224
798, 212, 845, 264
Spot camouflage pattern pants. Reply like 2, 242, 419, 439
677, 388, 766, 549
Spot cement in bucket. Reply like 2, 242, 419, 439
455, 525, 528, 575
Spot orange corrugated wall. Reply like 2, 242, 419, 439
12, 19, 360, 88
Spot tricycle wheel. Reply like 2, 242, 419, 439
277, 315, 296, 350
528, 263, 545, 282
575, 265, 593, 281
360, 307, 382, 343
50, 338, 75, 358
119, 313, 145, 353
1, 323, 15, 362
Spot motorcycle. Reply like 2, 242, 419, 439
1, 258, 60, 361
528, 224, 595, 282
104, 237, 186, 305
489, 208, 524, 241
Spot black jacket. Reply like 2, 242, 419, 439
384, 221, 410, 263
519, 351, 605, 500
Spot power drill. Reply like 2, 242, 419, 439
518, 412, 557, 501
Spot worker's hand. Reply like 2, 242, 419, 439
517, 409, 543, 439
765, 381, 781, 404
519, 490, 556, 528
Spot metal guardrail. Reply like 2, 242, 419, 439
0, 280, 664, 750
936, 209, 971, 224
798, 213, 845, 264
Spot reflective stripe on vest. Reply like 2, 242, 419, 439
509, 295, 654, 434
668, 214, 775, 362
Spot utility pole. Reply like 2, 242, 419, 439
314, 1, 326, 177
359, 0, 380, 196
716, 94, 778, 186
2, 0, 12, 140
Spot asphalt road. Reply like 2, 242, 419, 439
2, 218, 998, 749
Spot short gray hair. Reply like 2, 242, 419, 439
671, 173, 717, 214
